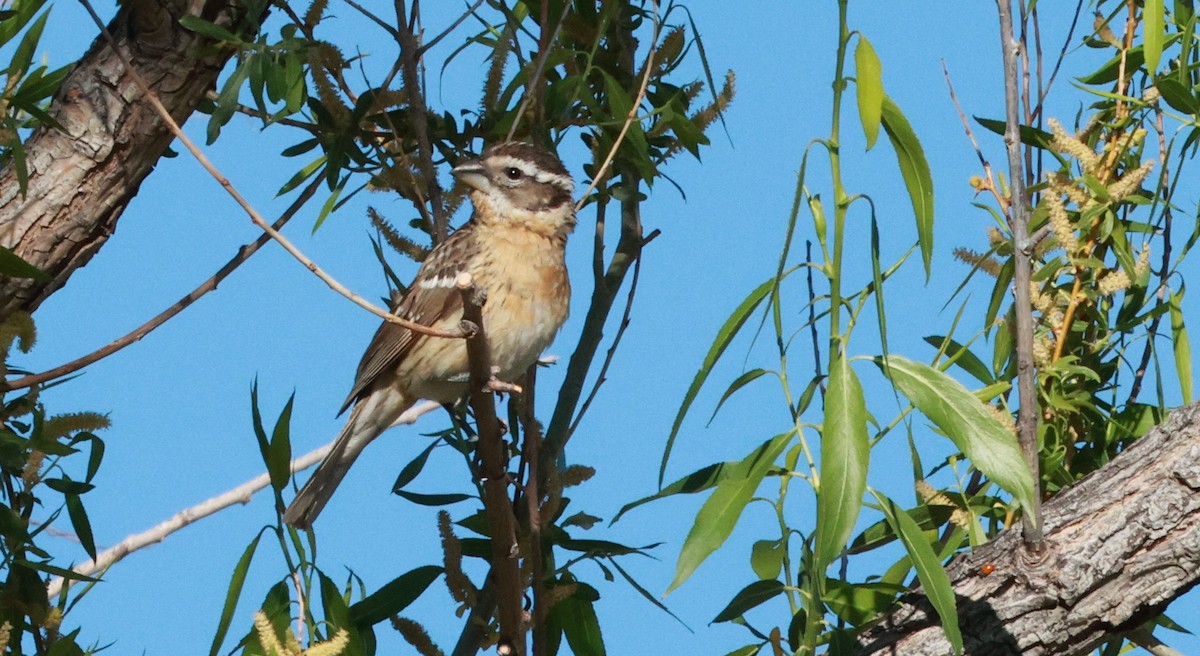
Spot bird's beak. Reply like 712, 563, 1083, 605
452, 160, 489, 192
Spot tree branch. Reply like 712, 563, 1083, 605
855, 402, 1200, 655
456, 272, 525, 656
4, 175, 323, 392
75, 0, 464, 341
44, 400, 442, 598
996, 0, 1044, 550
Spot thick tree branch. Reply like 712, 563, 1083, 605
855, 402, 1200, 655
4, 175, 323, 391
0, 0, 262, 319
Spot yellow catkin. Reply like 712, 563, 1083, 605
1135, 245, 1152, 279
914, 480, 972, 529
1045, 192, 1079, 254
391, 618, 445, 656
953, 248, 1002, 277
1048, 118, 1100, 173
1107, 160, 1155, 203
1098, 269, 1131, 296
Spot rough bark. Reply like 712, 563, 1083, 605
0, 0, 261, 319
856, 402, 1200, 655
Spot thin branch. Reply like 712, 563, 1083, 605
418, 0, 486, 55
395, 1, 450, 242
567, 229, 656, 435
455, 272, 524, 655
76, 0, 463, 340
520, 366, 547, 656
996, 0, 1045, 551
5, 176, 323, 391
943, 61, 1008, 214
44, 400, 442, 597
573, 17, 659, 213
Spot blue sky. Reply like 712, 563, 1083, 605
22, 1, 1200, 654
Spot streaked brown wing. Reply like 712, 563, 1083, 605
339, 226, 475, 412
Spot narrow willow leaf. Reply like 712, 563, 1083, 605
667, 432, 792, 593
613, 461, 738, 524
815, 356, 869, 573
712, 579, 786, 623
923, 335, 993, 385
349, 565, 442, 626
558, 594, 607, 656
881, 96, 934, 278
1170, 286, 1193, 404
1145, 0, 1165, 73
267, 394, 294, 492
0, 246, 49, 280
875, 355, 1037, 522
707, 368, 771, 426
661, 277, 775, 486
209, 533, 262, 656
870, 490, 962, 654
855, 36, 884, 150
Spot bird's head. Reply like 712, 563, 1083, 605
452, 142, 576, 237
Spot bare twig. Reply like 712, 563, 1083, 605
395, 2, 450, 242
43, 400, 441, 597
996, 0, 1045, 550
419, 0, 486, 55
567, 229, 655, 435
5, 176, 323, 391
76, 0, 462, 340
455, 272, 525, 655
572, 15, 659, 213
943, 61, 1008, 214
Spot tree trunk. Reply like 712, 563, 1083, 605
855, 402, 1200, 655
0, 0, 259, 319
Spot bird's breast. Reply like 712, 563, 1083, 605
475, 226, 570, 380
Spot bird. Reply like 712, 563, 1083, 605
283, 142, 575, 529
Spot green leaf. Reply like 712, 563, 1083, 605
208, 533, 262, 656
824, 579, 905, 627
855, 36, 884, 150
556, 593, 606, 656
350, 565, 442, 626
661, 277, 775, 486
393, 490, 473, 506
870, 490, 961, 654
881, 96, 934, 278
667, 432, 792, 593
64, 494, 96, 560
711, 579, 785, 623
722, 646, 762, 656
178, 15, 241, 43
973, 116, 1055, 151
874, 355, 1037, 522
707, 368, 771, 426
1154, 77, 1199, 114
924, 335, 993, 385
0, 0, 44, 47
613, 461, 741, 524
1145, 0, 1165, 73
815, 355, 869, 573
392, 439, 439, 491
1171, 285, 1193, 404
267, 393, 294, 492
0, 246, 49, 280
10, 9, 49, 78
750, 540, 784, 580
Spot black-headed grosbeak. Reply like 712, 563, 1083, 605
284, 142, 575, 529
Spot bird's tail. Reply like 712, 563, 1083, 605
283, 391, 411, 529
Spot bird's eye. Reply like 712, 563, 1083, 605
504, 167, 523, 180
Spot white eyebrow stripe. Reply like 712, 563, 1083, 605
493, 156, 539, 174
